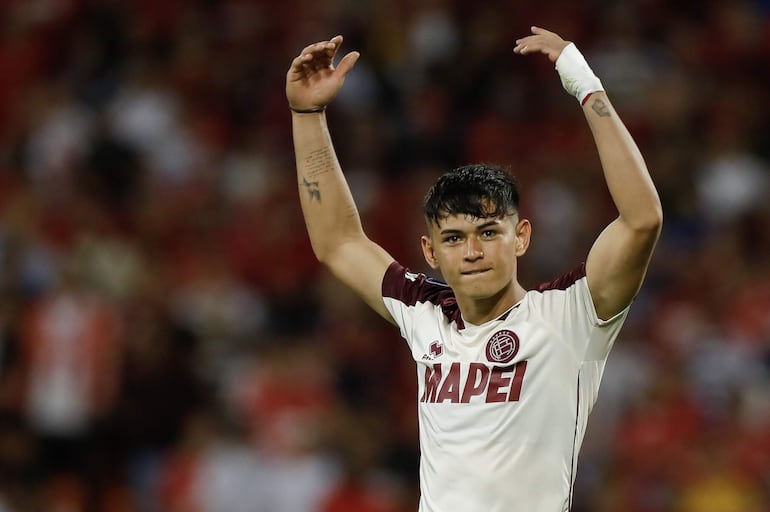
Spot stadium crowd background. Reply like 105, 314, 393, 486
0, 0, 769, 510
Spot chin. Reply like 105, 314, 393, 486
455, 281, 506, 301
467, 290, 502, 301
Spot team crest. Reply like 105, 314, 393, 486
485, 330, 519, 364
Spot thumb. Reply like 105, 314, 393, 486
336, 51, 360, 78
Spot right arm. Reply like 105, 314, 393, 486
288, 37, 395, 321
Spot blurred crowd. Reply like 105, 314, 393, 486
0, 0, 769, 511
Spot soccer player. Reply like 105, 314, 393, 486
286, 26, 662, 512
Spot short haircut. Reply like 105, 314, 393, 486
423, 163, 520, 226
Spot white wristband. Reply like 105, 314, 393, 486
555, 42, 603, 105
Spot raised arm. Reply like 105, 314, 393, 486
287, 36, 395, 321
515, 27, 662, 319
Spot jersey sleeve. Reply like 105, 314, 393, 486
534, 263, 629, 362
381, 261, 458, 348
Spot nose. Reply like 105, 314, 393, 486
464, 237, 484, 261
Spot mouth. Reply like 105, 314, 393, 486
461, 269, 491, 276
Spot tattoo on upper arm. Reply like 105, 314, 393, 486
591, 98, 611, 117
302, 148, 334, 202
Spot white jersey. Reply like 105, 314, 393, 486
381, 261, 629, 512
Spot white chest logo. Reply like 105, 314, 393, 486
486, 330, 520, 364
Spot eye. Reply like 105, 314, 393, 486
443, 235, 461, 244
481, 229, 497, 238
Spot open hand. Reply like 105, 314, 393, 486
286, 35, 360, 111
514, 26, 570, 63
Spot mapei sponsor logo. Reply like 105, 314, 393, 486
420, 360, 528, 404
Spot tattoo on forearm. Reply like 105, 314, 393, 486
591, 98, 611, 117
302, 148, 334, 202
302, 177, 321, 201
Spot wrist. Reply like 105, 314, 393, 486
289, 105, 326, 114
555, 43, 603, 105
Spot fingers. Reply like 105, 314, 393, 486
300, 38, 338, 56
296, 36, 345, 71
336, 51, 360, 78
513, 37, 541, 55
530, 25, 556, 37
289, 53, 313, 73
514, 27, 536, 54
513, 26, 568, 61
287, 35, 358, 93
514, 27, 544, 53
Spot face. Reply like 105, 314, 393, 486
421, 213, 531, 302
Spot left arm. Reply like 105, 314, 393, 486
516, 26, 662, 319
580, 91, 662, 319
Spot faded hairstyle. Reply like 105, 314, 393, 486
423, 164, 520, 226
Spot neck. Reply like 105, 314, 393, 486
457, 281, 527, 325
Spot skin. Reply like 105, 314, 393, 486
421, 213, 531, 323
287, 27, 662, 326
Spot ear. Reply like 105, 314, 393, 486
515, 218, 532, 257
421, 235, 440, 269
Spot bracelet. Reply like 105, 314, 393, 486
289, 105, 326, 114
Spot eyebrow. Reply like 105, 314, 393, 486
439, 219, 502, 235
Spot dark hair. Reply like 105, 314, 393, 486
423, 163, 520, 226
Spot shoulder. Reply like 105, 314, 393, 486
382, 261, 456, 307
528, 262, 629, 332
525, 262, 593, 322
533, 262, 587, 293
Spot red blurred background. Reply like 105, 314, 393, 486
0, 1, 769, 511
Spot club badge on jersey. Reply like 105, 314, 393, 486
486, 330, 520, 364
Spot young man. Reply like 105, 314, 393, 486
286, 26, 662, 512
